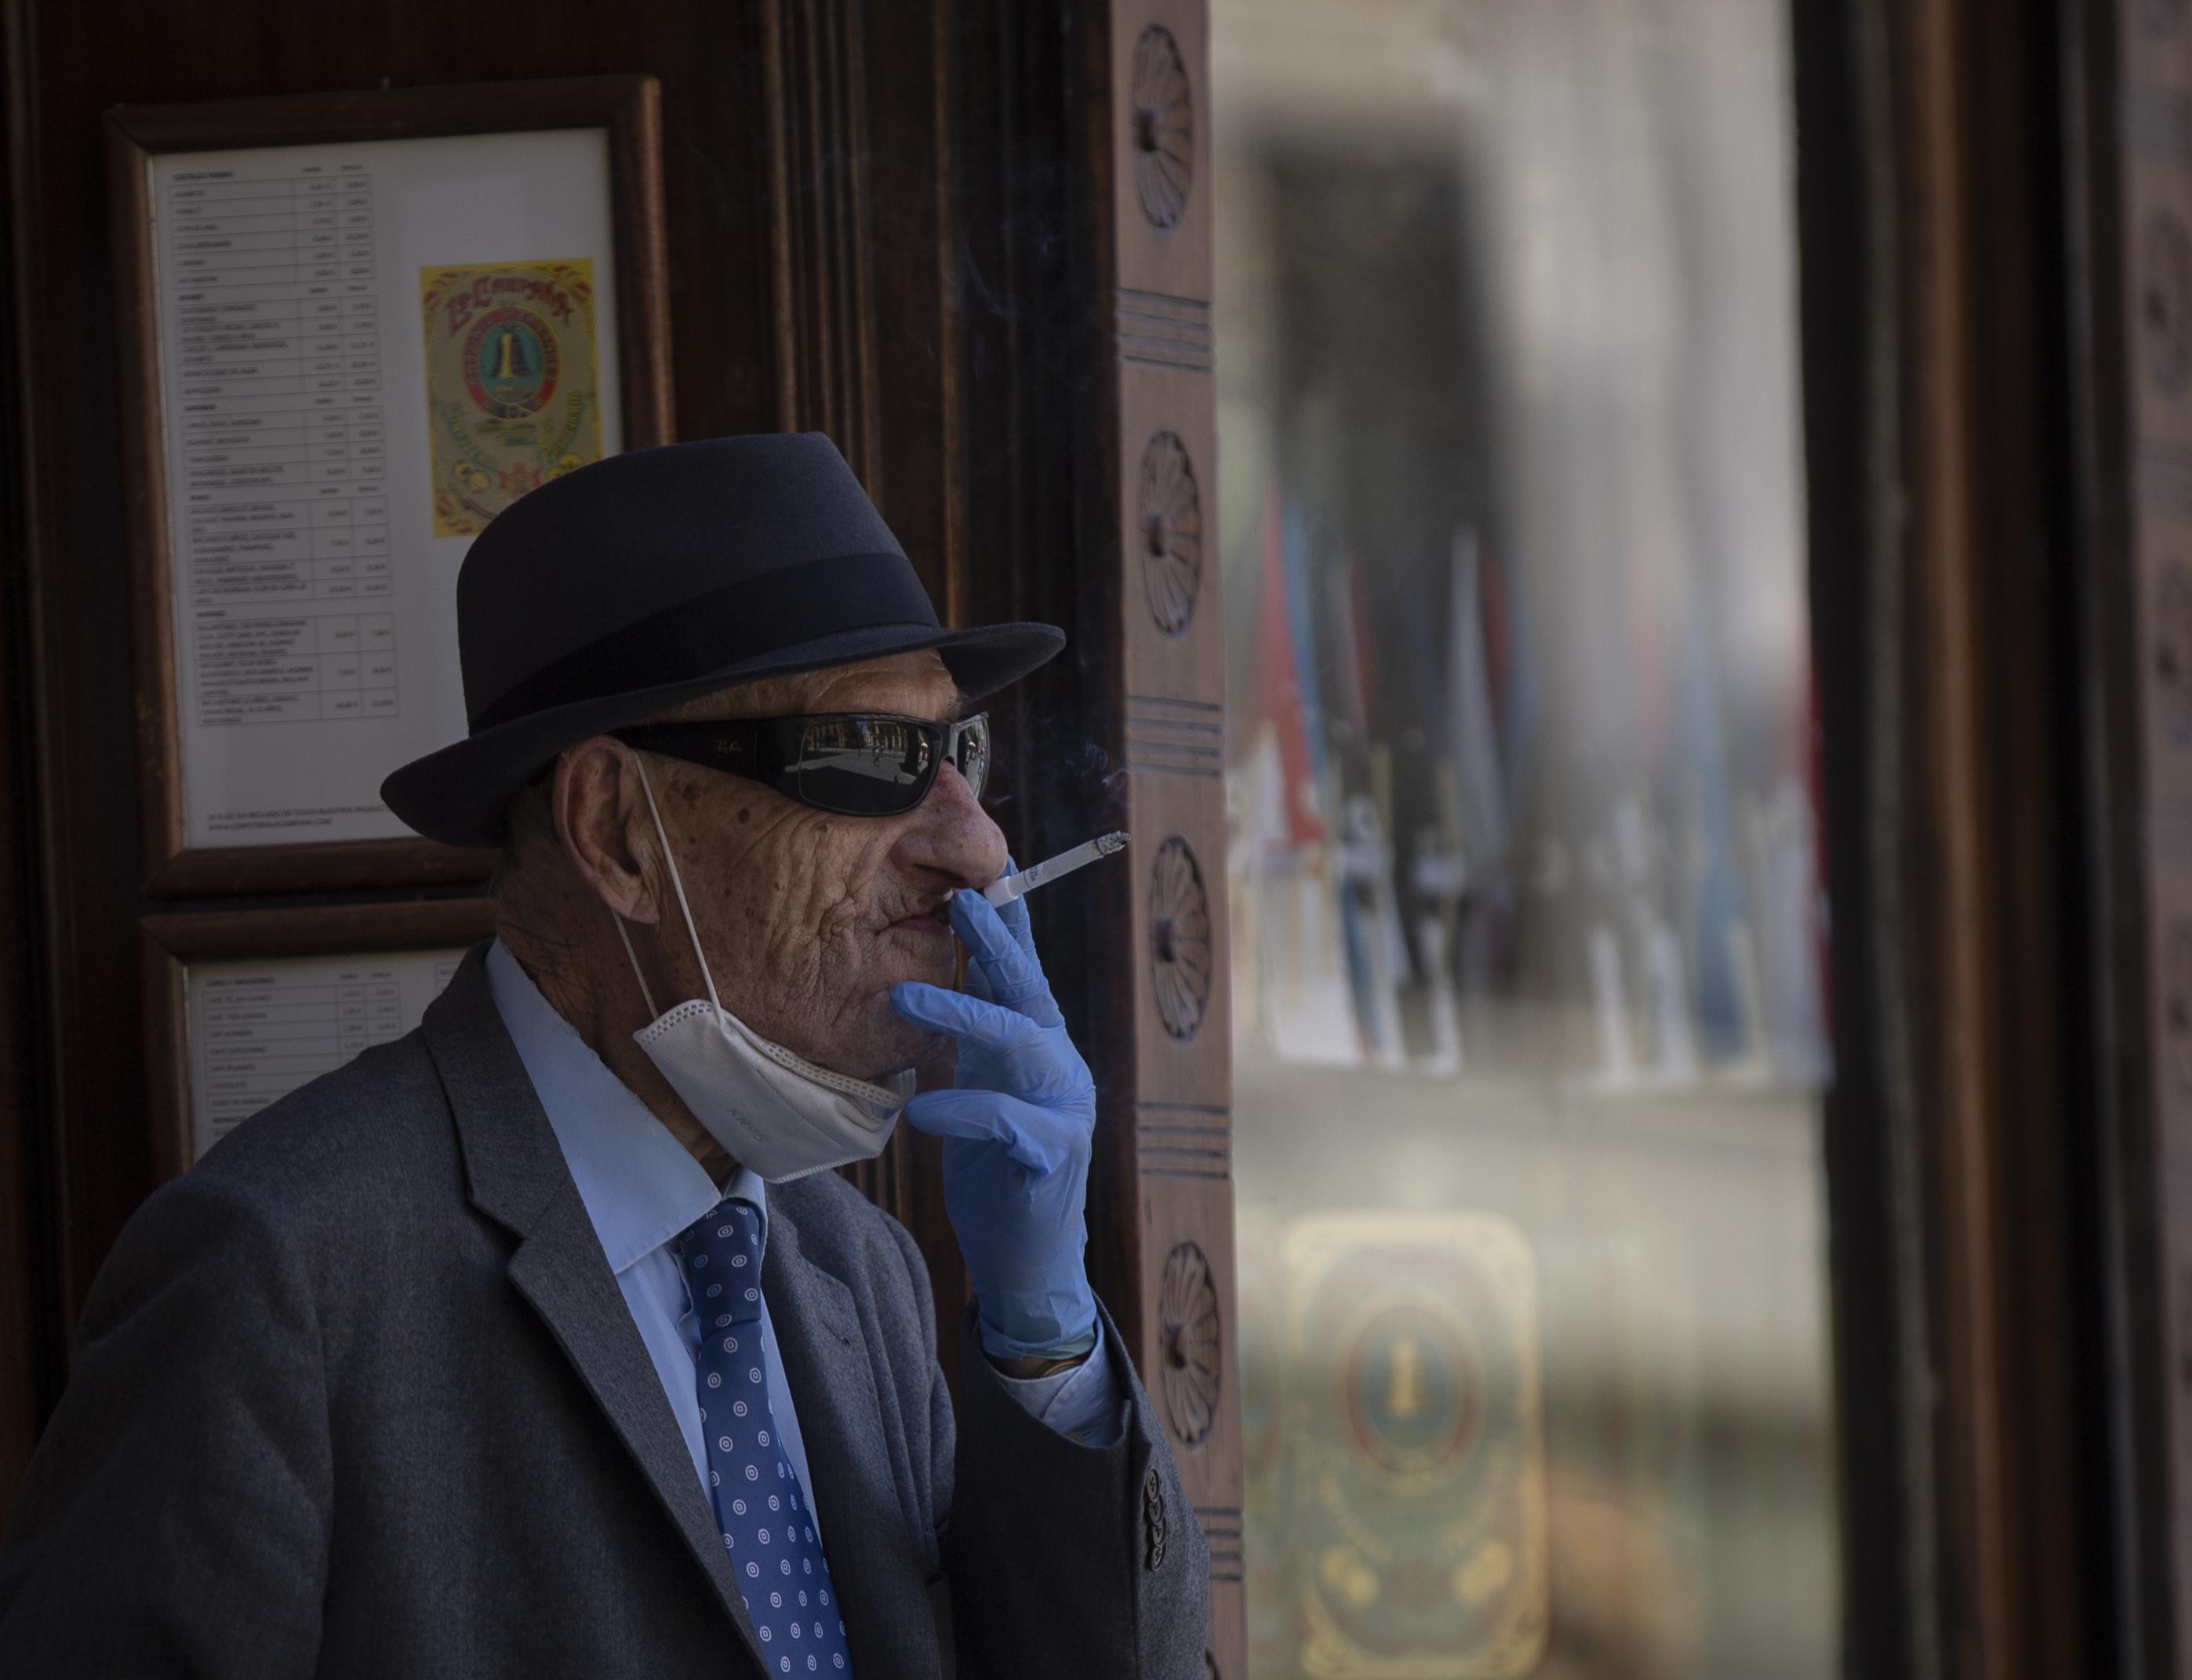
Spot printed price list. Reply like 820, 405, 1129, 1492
191, 954, 464, 1156
163, 162, 398, 728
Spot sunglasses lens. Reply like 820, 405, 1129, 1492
791, 716, 934, 814
955, 715, 991, 802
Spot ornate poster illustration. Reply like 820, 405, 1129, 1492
419, 258, 602, 536
1284, 1213, 1548, 1679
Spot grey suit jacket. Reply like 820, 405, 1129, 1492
0, 949, 1208, 1677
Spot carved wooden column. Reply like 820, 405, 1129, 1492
1071, 5, 1243, 1674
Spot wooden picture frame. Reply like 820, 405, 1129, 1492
141, 898, 498, 1181
107, 76, 673, 898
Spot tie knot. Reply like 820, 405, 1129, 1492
678, 1197, 766, 1324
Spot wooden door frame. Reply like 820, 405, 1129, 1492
0, 0, 60, 1524
1798, 0, 2141, 1674
0, 16, 1245, 1667
19, 9, 2140, 1680
2061, 0, 2192, 1673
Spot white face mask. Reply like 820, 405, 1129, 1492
613, 755, 908, 1182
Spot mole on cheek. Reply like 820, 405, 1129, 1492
736, 809, 750, 824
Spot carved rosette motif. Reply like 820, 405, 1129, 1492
2146, 210, 2192, 395
1150, 836, 1212, 1041
1138, 431, 1203, 634
1131, 25, 1194, 231
2159, 562, 2192, 748
2169, 922, 2192, 1101
1158, 1240, 1222, 1447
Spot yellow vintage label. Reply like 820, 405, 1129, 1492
419, 259, 602, 536
1284, 1213, 1550, 1678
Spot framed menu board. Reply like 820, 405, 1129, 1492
107, 77, 673, 896
141, 900, 496, 1178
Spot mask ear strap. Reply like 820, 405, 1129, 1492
623, 751, 726, 1019
611, 914, 660, 1020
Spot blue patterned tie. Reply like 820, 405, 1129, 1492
677, 1198, 855, 1678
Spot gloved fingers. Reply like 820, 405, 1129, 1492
948, 856, 1017, 1013
901, 1090, 1067, 1175
948, 889, 1042, 995
963, 950, 995, 1005
898, 1087, 1020, 1150
947, 889, 1062, 1027
958, 871, 1005, 1005
889, 980, 1034, 1057
989, 869, 1041, 967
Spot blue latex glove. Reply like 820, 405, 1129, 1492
889, 882, 1098, 1359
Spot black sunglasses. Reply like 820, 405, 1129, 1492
613, 712, 991, 817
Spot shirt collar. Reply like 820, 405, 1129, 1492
485, 937, 768, 1274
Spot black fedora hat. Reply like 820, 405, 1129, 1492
380, 433, 1063, 847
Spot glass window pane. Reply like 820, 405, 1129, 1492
1214, 4, 1837, 1676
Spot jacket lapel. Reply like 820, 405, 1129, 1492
421, 949, 765, 1663
765, 1188, 944, 1680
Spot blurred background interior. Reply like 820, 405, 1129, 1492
0, 0, 2180, 1676
1212, 5, 1833, 1672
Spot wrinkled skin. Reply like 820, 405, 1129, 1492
496, 649, 1006, 1169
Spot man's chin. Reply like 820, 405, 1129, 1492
879, 933, 961, 992
834, 999, 940, 1086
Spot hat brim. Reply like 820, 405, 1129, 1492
380, 620, 1065, 849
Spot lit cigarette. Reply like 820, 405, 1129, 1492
983, 831, 1129, 906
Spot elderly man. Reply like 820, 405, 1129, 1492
0, 435, 1208, 1677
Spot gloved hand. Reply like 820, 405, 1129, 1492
888, 880, 1099, 1360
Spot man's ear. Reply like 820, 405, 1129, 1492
554, 738, 662, 924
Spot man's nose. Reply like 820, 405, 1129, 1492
896, 761, 1007, 885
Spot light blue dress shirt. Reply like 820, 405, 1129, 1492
484, 940, 1121, 1522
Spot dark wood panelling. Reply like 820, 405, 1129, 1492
1896, 1, 2099, 1672
1798, 0, 2126, 1674
764, 0, 878, 485
2, 0, 781, 1482
0, 0, 53, 1525
2, 6, 1246, 1591
1790, 1, 1916, 1674
2068, 0, 2192, 1672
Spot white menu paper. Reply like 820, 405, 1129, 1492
147, 129, 623, 846
187, 949, 468, 1161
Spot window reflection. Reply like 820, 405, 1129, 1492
1213, 2, 1836, 1675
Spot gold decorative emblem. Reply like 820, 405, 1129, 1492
420, 259, 604, 536
1284, 1213, 1548, 1678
